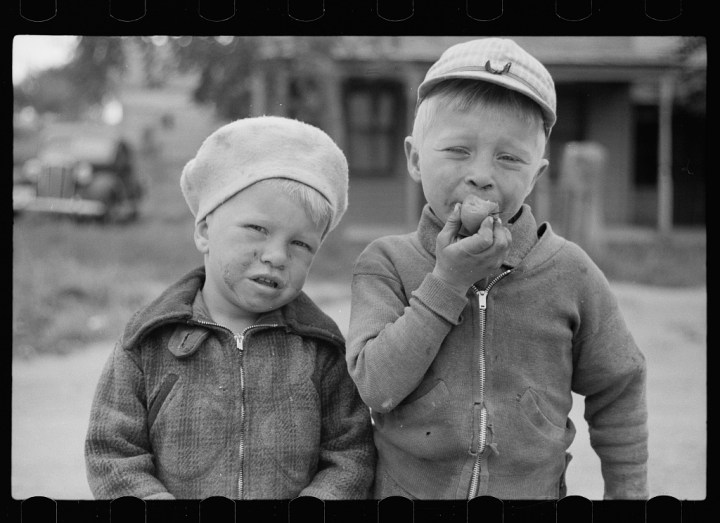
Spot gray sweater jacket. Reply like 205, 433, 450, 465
347, 204, 648, 500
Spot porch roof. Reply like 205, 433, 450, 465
261, 36, 702, 83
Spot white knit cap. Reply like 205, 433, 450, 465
180, 116, 349, 232
418, 38, 557, 133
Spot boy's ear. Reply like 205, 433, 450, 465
404, 136, 422, 183
527, 159, 549, 194
193, 218, 210, 254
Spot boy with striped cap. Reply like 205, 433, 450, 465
346, 38, 648, 500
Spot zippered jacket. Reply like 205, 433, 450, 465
86, 267, 376, 500
347, 204, 648, 500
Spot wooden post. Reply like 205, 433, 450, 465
558, 142, 607, 260
248, 69, 267, 117
657, 75, 675, 234
274, 67, 289, 117
323, 68, 346, 151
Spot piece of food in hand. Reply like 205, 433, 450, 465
459, 195, 499, 236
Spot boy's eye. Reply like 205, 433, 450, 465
444, 147, 469, 155
245, 224, 266, 233
497, 152, 527, 163
291, 240, 314, 252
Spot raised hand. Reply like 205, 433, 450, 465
432, 203, 511, 293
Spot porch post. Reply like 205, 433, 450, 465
657, 74, 675, 233
274, 67, 289, 117
323, 68, 346, 151
249, 68, 267, 117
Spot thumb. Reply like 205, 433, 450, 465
439, 203, 462, 243
445, 203, 462, 230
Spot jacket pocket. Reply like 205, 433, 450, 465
379, 380, 453, 461
253, 370, 321, 495
149, 377, 230, 481
493, 388, 574, 478
394, 379, 450, 422
518, 387, 573, 443
148, 373, 178, 428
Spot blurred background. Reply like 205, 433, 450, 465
12, 36, 706, 500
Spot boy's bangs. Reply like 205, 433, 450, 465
413, 79, 546, 145
445, 81, 544, 130
257, 178, 332, 234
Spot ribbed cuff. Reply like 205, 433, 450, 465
601, 463, 649, 500
411, 273, 469, 325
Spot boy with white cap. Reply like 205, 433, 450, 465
85, 116, 375, 499
347, 38, 648, 499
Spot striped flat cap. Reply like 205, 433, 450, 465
418, 38, 557, 132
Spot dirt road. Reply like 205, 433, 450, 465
11, 282, 706, 500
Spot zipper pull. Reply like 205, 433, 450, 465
234, 333, 244, 351
477, 290, 488, 310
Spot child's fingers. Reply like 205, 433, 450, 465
475, 215, 496, 246
438, 203, 462, 244
457, 216, 495, 254
458, 217, 512, 256
445, 203, 462, 230
492, 217, 512, 250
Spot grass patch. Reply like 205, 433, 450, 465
12, 216, 202, 359
12, 152, 204, 359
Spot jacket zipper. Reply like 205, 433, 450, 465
467, 269, 512, 499
194, 320, 279, 499
233, 332, 247, 500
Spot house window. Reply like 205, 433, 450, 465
633, 104, 706, 225
633, 105, 659, 187
343, 79, 404, 177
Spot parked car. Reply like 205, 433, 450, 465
13, 124, 144, 223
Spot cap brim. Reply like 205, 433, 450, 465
418, 72, 556, 130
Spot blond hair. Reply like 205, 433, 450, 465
412, 79, 548, 146
251, 178, 333, 236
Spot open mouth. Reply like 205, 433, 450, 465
252, 277, 281, 289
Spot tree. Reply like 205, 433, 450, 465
164, 36, 260, 120
15, 36, 389, 123
68, 37, 126, 105
163, 36, 350, 122
15, 36, 126, 118
14, 67, 82, 116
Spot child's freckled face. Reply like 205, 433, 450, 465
408, 101, 548, 224
197, 182, 324, 319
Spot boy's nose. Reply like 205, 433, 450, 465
260, 240, 288, 269
464, 166, 494, 191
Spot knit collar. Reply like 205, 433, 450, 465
192, 284, 345, 347
416, 203, 539, 270
120, 266, 344, 351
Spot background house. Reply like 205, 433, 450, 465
234, 36, 705, 246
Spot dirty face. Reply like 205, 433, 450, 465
195, 182, 325, 325
405, 99, 548, 225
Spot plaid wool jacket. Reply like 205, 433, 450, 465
85, 267, 375, 500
